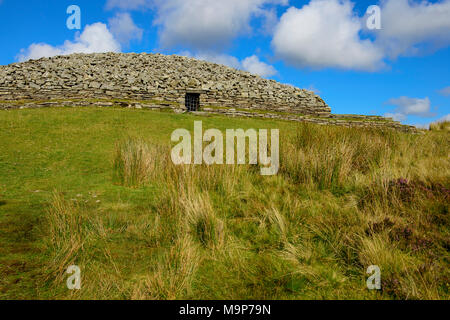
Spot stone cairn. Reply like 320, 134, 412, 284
0, 52, 416, 132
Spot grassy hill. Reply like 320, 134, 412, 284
0, 107, 448, 300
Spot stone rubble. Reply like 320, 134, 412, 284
0, 52, 417, 132
0, 52, 330, 114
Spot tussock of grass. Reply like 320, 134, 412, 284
113, 138, 154, 187
46, 192, 88, 284
180, 190, 225, 249
430, 120, 450, 132
281, 124, 393, 189
132, 236, 200, 300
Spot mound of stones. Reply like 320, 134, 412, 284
0, 52, 417, 132
0, 52, 330, 115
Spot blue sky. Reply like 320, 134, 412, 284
0, 0, 449, 126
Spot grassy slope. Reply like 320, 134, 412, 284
0, 107, 448, 300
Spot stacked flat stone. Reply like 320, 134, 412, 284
0, 52, 330, 116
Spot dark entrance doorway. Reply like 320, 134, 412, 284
185, 93, 200, 111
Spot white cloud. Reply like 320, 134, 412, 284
306, 84, 321, 94
180, 51, 277, 77
108, 13, 143, 46
242, 55, 277, 77
414, 123, 429, 129
17, 23, 121, 62
152, 0, 287, 50
272, 0, 384, 71
384, 96, 436, 122
375, 0, 450, 59
437, 114, 450, 122
271, 0, 450, 71
193, 52, 241, 69
438, 86, 450, 97
384, 112, 407, 122
257, 7, 280, 35
386, 97, 433, 116
105, 0, 149, 10
17, 44, 63, 62
103, 0, 450, 72
414, 114, 450, 129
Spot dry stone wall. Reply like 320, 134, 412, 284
0, 52, 330, 116
0, 52, 418, 132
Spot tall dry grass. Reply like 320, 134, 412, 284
46, 192, 88, 284
280, 124, 394, 189
112, 138, 154, 187
430, 120, 450, 132
132, 235, 201, 299
46, 123, 448, 300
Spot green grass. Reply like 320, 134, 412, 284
0, 107, 448, 300
0, 98, 180, 106
203, 105, 396, 123
430, 120, 450, 132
